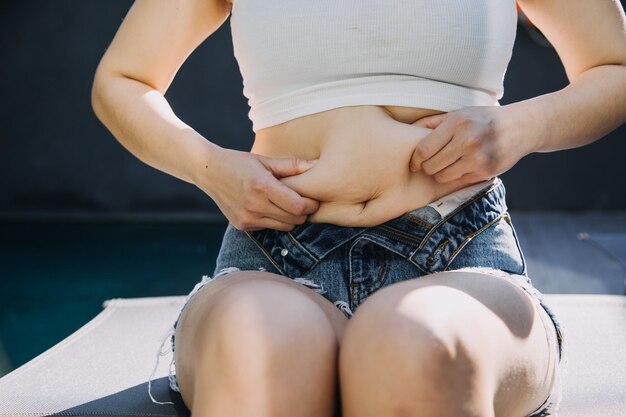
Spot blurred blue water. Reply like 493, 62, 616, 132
0, 221, 228, 377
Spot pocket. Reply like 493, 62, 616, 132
502, 212, 528, 275
445, 212, 527, 276
213, 224, 279, 274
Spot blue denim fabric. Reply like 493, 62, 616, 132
149, 177, 567, 416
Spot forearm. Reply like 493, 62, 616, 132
501, 64, 626, 154
91, 73, 222, 186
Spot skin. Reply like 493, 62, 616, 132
91, 0, 626, 415
91, 0, 626, 231
408, 0, 626, 182
254, 106, 475, 227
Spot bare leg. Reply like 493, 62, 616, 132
173, 271, 349, 417
339, 270, 558, 417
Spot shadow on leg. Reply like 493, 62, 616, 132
174, 271, 348, 417
339, 270, 557, 417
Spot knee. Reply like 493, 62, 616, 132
341, 294, 461, 380
198, 276, 338, 363
184, 274, 341, 417
340, 285, 491, 402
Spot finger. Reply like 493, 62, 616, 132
411, 112, 447, 129
261, 156, 318, 179
431, 158, 470, 184
420, 135, 465, 176
278, 168, 317, 197
300, 196, 321, 214
409, 119, 456, 172
253, 200, 308, 225
266, 179, 320, 216
246, 217, 299, 232
279, 168, 337, 203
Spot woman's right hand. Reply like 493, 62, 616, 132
196, 148, 321, 232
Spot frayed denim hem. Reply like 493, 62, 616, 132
146, 266, 354, 405
146, 266, 243, 405
290, 276, 354, 318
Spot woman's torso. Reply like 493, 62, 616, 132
250, 105, 484, 227
228, 0, 518, 226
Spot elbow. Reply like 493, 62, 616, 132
90, 58, 119, 123
90, 69, 107, 123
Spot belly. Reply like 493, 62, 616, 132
250, 105, 482, 227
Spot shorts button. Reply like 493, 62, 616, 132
280, 248, 289, 257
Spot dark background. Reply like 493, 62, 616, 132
1, 0, 625, 217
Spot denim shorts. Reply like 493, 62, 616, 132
148, 176, 568, 416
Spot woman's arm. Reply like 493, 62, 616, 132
505, 0, 626, 153
92, 0, 319, 231
91, 0, 231, 185
408, 0, 626, 183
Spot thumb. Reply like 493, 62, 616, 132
261, 156, 318, 179
412, 112, 447, 129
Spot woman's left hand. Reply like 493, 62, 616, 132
408, 106, 537, 183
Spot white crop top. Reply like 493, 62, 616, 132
229, 0, 519, 133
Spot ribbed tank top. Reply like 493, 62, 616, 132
229, 0, 519, 133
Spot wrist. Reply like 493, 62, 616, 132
497, 101, 546, 156
186, 133, 226, 189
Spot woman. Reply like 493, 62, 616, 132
92, 0, 626, 415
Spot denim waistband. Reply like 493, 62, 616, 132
246, 177, 507, 279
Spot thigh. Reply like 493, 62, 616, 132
173, 270, 349, 406
176, 270, 350, 344
350, 269, 559, 417
208, 223, 351, 336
